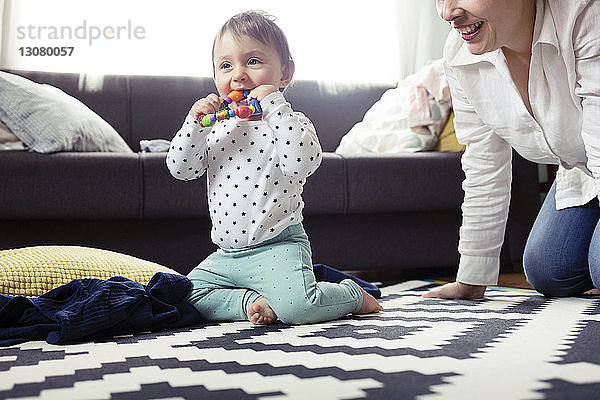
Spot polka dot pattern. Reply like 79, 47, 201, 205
167, 91, 322, 249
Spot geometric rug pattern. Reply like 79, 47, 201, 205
1, 280, 599, 400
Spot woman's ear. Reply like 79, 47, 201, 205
280, 60, 295, 89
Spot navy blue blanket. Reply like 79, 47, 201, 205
0, 266, 380, 347
0, 273, 202, 346
313, 264, 381, 298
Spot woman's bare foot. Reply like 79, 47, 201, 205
356, 288, 383, 314
247, 296, 277, 325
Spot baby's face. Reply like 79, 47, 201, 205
213, 31, 285, 109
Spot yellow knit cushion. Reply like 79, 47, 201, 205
0, 246, 180, 297
434, 111, 466, 152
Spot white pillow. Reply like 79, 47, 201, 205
0, 120, 18, 143
0, 71, 132, 153
0, 120, 25, 151
336, 59, 451, 154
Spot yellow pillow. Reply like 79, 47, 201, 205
0, 246, 180, 297
434, 111, 466, 152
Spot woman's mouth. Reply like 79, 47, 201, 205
457, 21, 483, 41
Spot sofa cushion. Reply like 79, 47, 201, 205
142, 152, 347, 218
127, 77, 391, 154
301, 153, 347, 215
344, 152, 465, 213
141, 152, 209, 218
0, 246, 178, 297
0, 71, 131, 153
434, 112, 465, 152
284, 81, 391, 152
130, 76, 217, 151
0, 152, 141, 219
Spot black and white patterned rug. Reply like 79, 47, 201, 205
1, 280, 599, 400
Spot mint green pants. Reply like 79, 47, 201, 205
186, 224, 363, 324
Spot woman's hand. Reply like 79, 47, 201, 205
423, 282, 486, 300
189, 93, 220, 120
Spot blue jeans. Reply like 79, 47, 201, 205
523, 181, 600, 296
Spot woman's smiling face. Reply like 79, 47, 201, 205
436, 0, 534, 55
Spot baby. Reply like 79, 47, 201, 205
167, 10, 382, 324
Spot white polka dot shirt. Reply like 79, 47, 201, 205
167, 91, 322, 249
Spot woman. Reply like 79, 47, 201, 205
425, 0, 600, 299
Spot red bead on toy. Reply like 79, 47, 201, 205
235, 105, 254, 119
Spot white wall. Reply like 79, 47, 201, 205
1, 0, 447, 83
0, 0, 5, 66
397, 1, 450, 79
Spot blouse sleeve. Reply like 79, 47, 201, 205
445, 61, 514, 286
166, 114, 210, 181
260, 91, 322, 181
573, 2, 600, 195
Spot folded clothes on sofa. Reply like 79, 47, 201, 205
139, 139, 171, 152
335, 59, 451, 154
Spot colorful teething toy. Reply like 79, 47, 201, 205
197, 89, 262, 127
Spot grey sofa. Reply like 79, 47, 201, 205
0, 70, 541, 280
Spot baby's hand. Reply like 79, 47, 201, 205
248, 85, 278, 102
189, 93, 220, 120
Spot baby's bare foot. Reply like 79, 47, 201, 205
356, 288, 383, 314
247, 296, 277, 325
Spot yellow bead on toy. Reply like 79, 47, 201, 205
216, 110, 228, 121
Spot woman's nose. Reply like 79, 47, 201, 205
436, 0, 459, 22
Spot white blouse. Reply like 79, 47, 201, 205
444, 0, 600, 285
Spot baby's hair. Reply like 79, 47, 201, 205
212, 10, 294, 74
